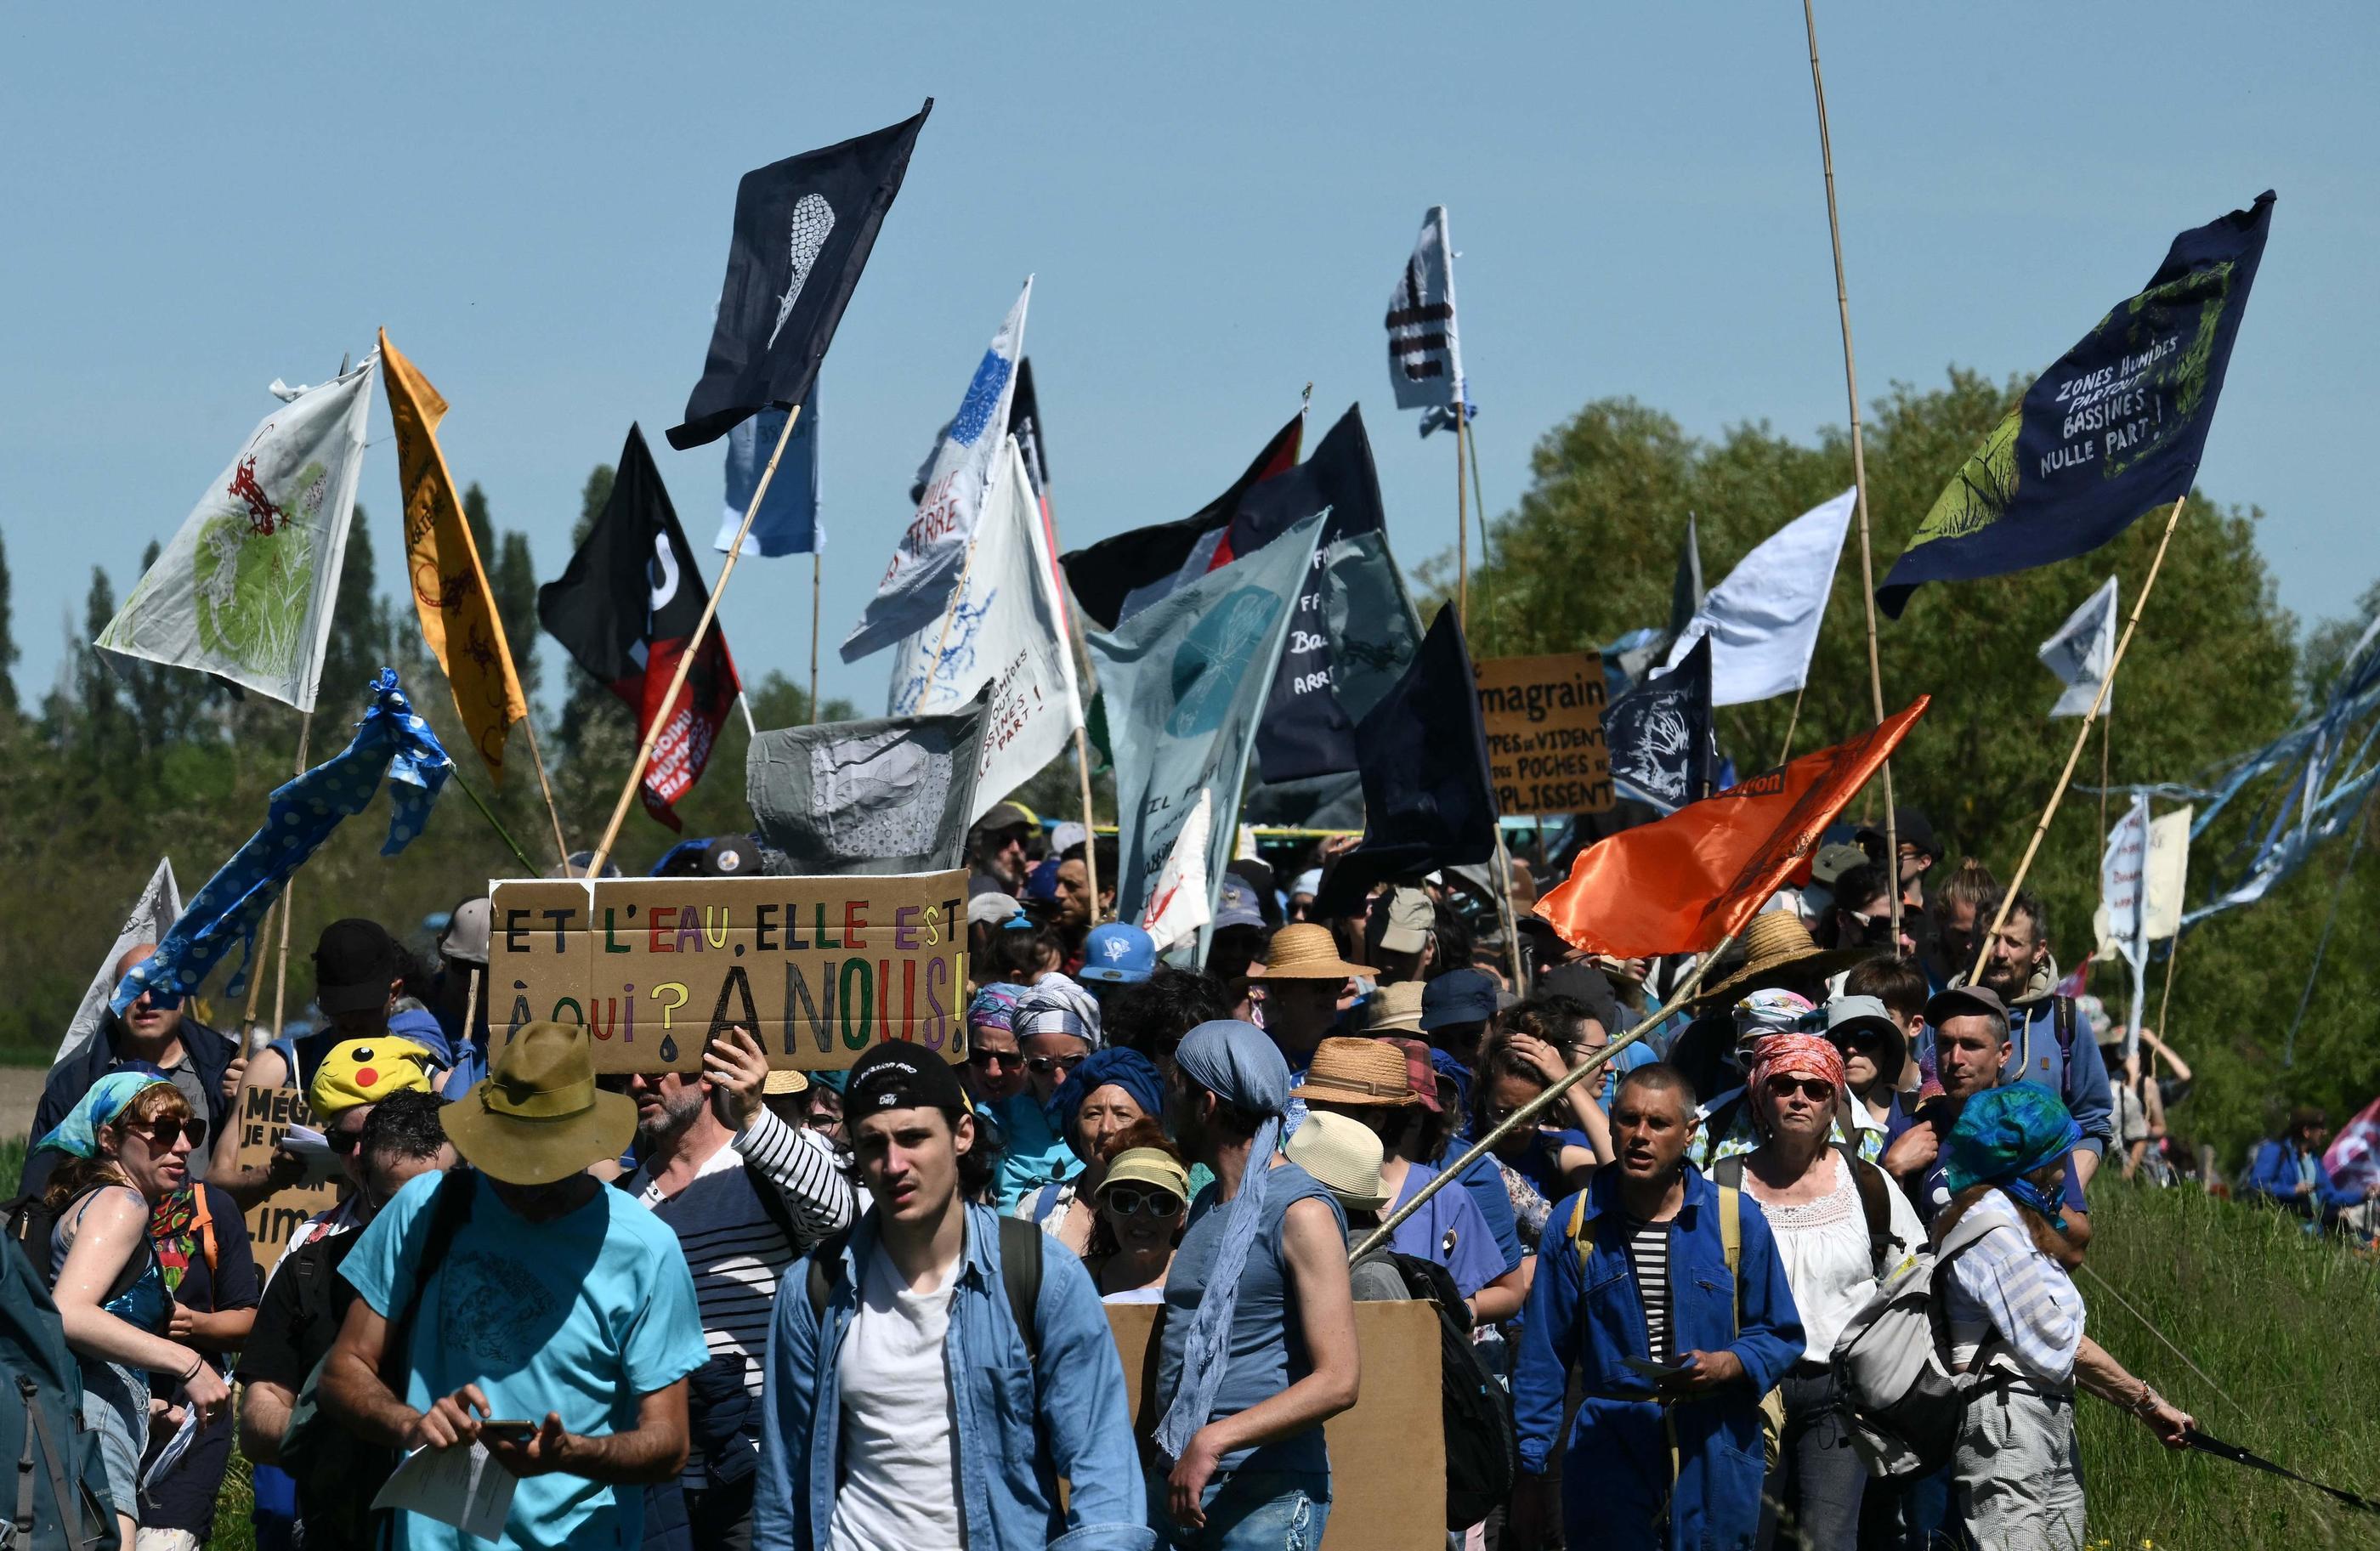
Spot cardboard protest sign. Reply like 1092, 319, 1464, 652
1105, 1301, 1443, 1550
234, 1084, 342, 1267
488, 870, 968, 1073
1474, 651, 1613, 816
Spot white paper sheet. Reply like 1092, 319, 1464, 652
371, 1441, 516, 1540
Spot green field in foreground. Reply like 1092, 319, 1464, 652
4, 1142, 2376, 1546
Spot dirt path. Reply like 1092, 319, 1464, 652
0, 1066, 47, 1142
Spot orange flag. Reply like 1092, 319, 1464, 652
380, 329, 528, 783
1535, 698, 1930, 957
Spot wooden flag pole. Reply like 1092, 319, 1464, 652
1778, 683, 1809, 766
586, 404, 802, 879
1074, 727, 1102, 925
518, 716, 571, 869
240, 898, 276, 1051
809, 552, 824, 725
270, 712, 314, 1039
446, 766, 540, 877
1970, 495, 2190, 982
1805, 0, 1901, 948
1358, 919, 1745, 1259
1454, 411, 1471, 626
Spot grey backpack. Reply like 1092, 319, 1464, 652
1828, 1208, 1998, 1478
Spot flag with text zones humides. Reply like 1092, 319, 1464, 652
667, 102, 931, 451
1878, 192, 2273, 619
539, 426, 742, 831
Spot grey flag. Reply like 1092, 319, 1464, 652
746, 690, 988, 875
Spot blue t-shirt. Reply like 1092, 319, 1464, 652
1386, 1162, 1506, 1299
1504, 1127, 1593, 1203
1159, 1161, 1344, 1476
984, 1090, 1080, 1213
341, 1171, 710, 1551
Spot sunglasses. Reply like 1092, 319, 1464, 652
1025, 1053, 1086, 1076
131, 1118, 207, 1151
1102, 1185, 1183, 1218
326, 1123, 369, 1155
1765, 1076, 1837, 1102
967, 1049, 1023, 1070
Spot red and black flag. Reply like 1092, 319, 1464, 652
539, 426, 743, 829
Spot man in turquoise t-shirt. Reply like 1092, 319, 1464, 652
324, 1022, 710, 1550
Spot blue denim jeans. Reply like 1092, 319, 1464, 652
1146, 1466, 1332, 1551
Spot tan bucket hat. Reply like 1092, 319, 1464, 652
1284, 1111, 1390, 1213
1290, 1036, 1420, 1107
1366, 981, 1425, 1034
1250, 923, 1368, 982
440, 1022, 637, 1186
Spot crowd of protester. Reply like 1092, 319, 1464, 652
25, 801, 2365, 1550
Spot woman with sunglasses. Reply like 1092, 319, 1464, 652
1085, 1127, 1191, 1304
1723, 1032, 1920, 1551
970, 984, 1082, 1211
1020, 1049, 1166, 1253
34, 1073, 232, 1551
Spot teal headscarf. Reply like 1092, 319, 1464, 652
1943, 1084, 2081, 1197
33, 1073, 173, 1159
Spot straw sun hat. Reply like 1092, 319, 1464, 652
1289, 1037, 1420, 1108
1692, 911, 1876, 1009
1250, 924, 1367, 982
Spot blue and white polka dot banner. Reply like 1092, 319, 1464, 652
111, 668, 453, 1012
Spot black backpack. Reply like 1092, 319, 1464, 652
1368, 1250, 1519, 1531
0, 1232, 115, 1548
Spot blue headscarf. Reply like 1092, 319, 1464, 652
1015, 972, 1103, 1050
34, 1072, 173, 1158
1047, 1048, 1165, 1152
1944, 1084, 2082, 1219
1155, 1020, 1290, 1462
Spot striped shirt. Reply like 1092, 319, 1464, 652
1624, 1219, 1672, 1364
1942, 1189, 2084, 1388
632, 1108, 854, 1486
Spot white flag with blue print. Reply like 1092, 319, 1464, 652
2039, 575, 2118, 719
841, 279, 1032, 661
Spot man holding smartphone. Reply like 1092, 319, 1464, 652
1509, 1064, 1804, 1551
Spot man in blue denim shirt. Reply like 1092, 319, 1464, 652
1509, 1065, 1803, 1551
756, 1040, 1150, 1551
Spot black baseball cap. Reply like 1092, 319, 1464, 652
313, 919, 400, 1015
1858, 807, 1941, 863
846, 1040, 968, 1118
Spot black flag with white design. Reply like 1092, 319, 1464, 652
539, 426, 743, 829
667, 102, 932, 450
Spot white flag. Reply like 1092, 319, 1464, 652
842, 280, 1032, 662
56, 858, 183, 1067
2099, 792, 2152, 1055
2098, 801, 2192, 959
884, 439, 1082, 821
1664, 489, 1855, 707
2040, 576, 2119, 719
1139, 788, 1214, 955
1386, 207, 1465, 429
97, 359, 377, 710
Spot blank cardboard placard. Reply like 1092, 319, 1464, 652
1104, 1301, 1443, 1550
1474, 651, 1613, 816
487, 870, 969, 1073
233, 1084, 341, 1269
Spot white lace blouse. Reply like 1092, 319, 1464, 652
1745, 1152, 1926, 1362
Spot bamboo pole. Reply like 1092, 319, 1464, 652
447, 767, 539, 877
517, 716, 570, 869
1971, 495, 2190, 982
240, 898, 276, 1052
1357, 920, 1746, 1259
2154, 927, 2181, 1044
1804, 0, 1900, 949
1455, 410, 1470, 625
809, 551, 824, 726
270, 713, 313, 1039
1778, 683, 1808, 767
1469, 420, 1497, 656
1074, 727, 1102, 925
586, 405, 802, 878
1493, 828, 1527, 996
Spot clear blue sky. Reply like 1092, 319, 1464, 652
5, 3, 2374, 720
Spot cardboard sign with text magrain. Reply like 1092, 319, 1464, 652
488, 870, 968, 1073
1473, 650, 1614, 816
235, 1084, 341, 1270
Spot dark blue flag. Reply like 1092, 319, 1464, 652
1313, 604, 1496, 915
668, 103, 930, 450
1878, 192, 2274, 618
1602, 634, 1714, 815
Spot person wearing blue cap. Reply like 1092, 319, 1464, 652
1152, 1022, 1358, 1548
1204, 875, 1271, 983
1078, 921, 1158, 1004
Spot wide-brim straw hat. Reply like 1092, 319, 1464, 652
1291, 1036, 1420, 1107
762, 1067, 811, 1097
1693, 912, 1877, 1010
441, 1022, 637, 1186
1250, 923, 1368, 982
1284, 1111, 1391, 1213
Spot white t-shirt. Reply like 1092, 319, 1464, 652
827, 1241, 966, 1551
1746, 1152, 1925, 1361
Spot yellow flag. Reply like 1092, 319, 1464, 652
381, 329, 527, 782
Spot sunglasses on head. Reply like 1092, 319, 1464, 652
967, 1048, 1023, 1070
132, 1118, 207, 1151
1765, 1076, 1836, 1102
1102, 1185, 1183, 1218
1025, 1053, 1085, 1075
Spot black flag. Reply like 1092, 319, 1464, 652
539, 427, 742, 829
1313, 604, 1497, 915
1059, 409, 1304, 630
1602, 633, 1714, 814
667, 102, 931, 450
